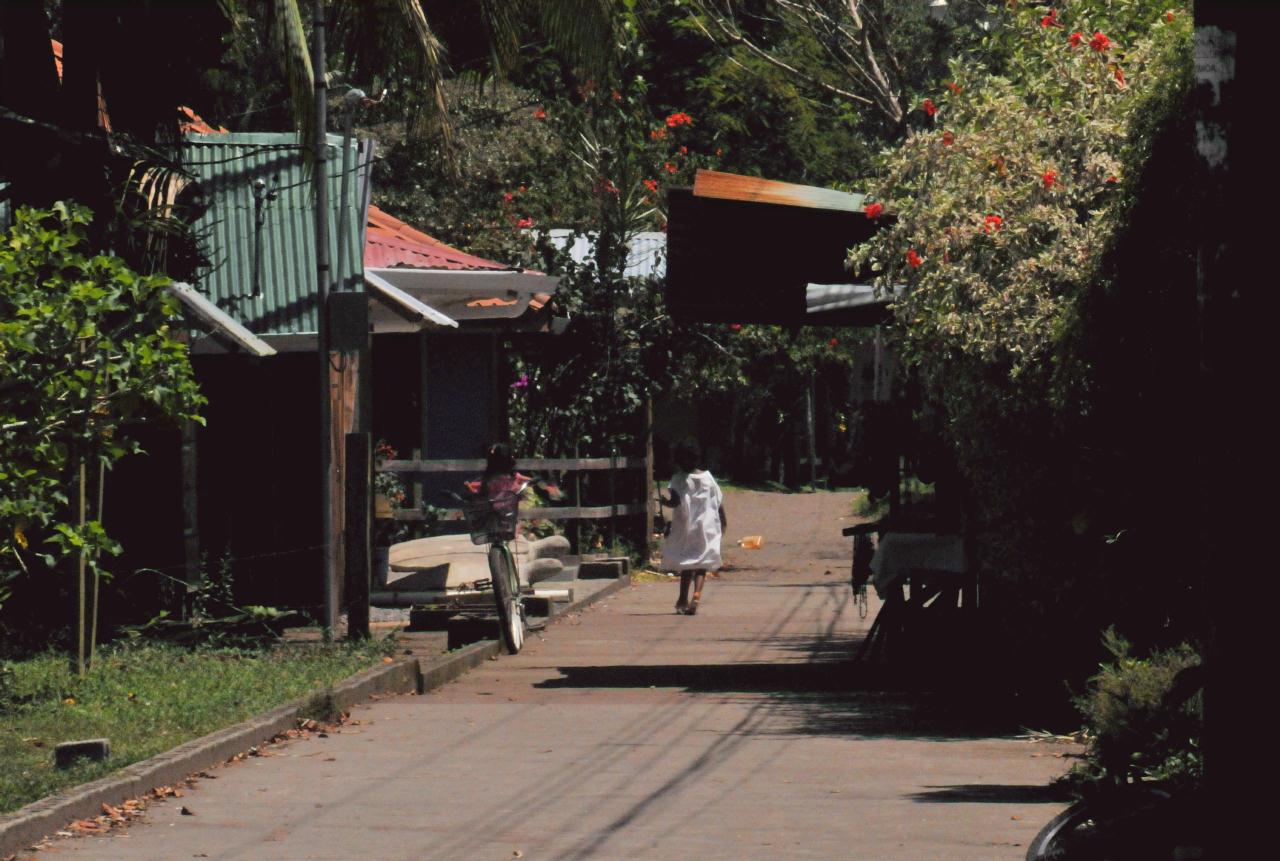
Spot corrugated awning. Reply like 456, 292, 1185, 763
665, 170, 880, 325
365, 270, 458, 332
168, 282, 276, 357
365, 268, 559, 323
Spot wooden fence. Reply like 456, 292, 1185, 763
376, 455, 652, 547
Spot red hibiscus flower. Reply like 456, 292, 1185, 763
533, 106, 547, 119
1090, 31, 1110, 52
1042, 170, 1057, 189
864, 202, 884, 220
518, 185, 527, 193
906, 249, 923, 268
829, 338, 839, 348
516, 217, 533, 229
664, 162, 678, 174
946, 81, 962, 95
1166, 11, 1175, 23
942, 131, 955, 146
922, 98, 937, 117
1041, 9, 1060, 28
612, 90, 622, 101
1113, 66, 1126, 88
984, 214, 1003, 232
665, 112, 693, 127
503, 192, 514, 202
1068, 31, 1084, 47
730, 323, 742, 332
642, 179, 658, 192
650, 127, 667, 141
678, 145, 688, 155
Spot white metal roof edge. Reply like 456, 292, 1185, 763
805, 283, 906, 313
168, 282, 277, 357
365, 271, 459, 329
366, 268, 559, 296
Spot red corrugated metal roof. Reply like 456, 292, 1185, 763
365, 206, 517, 272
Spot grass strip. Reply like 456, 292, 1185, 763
0, 639, 395, 814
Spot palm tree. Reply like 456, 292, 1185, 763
1, 0, 619, 219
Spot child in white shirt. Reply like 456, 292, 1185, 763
660, 441, 727, 616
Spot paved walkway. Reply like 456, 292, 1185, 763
36, 490, 1076, 860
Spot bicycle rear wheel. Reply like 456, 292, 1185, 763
489, 543, 524, 654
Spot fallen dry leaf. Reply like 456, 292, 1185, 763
180, 806, 196, 816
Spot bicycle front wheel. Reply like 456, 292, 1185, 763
489, 543, 524, 654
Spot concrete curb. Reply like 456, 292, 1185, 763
550, 573, 631, 618
0, 574, 633, 856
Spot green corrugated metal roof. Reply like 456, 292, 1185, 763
183, 132, 371, 337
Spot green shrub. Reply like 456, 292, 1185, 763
1069, 628, 1202, 797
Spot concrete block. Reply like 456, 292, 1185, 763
407, 607, 454, 631
522, 596, 552, 618
578, 556, 630, 579
446, 615, 497, 650
54, 739, 110, 768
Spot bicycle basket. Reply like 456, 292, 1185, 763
462, 492, 520, 545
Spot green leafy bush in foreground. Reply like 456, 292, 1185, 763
1069, 628, 1202, 798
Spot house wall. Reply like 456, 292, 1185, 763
370, 330, 506, 507
190, 352, 324, 610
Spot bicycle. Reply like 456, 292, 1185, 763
458, 481, 529, 655
842, 522, 877, 621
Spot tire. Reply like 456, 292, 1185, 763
489, 544, 524, 654
1025, 802, 1093, 860
1025, 789, 1173, 861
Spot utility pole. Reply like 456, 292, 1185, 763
312, 0, 336, 636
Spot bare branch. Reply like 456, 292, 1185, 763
690, 5, 874, 106
687, 0, 906, 126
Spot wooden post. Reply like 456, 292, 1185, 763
410, 447, 424, 537
608, 444, 618, 550
344, 432, 371, 640
572, 442, 582, 554
312, 0, 336, 636
806, 371, 819, 490
419, 333, 430, 456
180, 418, 200, 618
643, 397, 655, 561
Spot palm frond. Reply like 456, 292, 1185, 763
394, 0, 453, 149
477, 0, 522, 75
268, 0, 316, 152
535, 0, 618, 74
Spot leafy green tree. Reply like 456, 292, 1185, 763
0, 204, 205, 672
850, 1, 1195, 672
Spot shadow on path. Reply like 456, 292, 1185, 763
535, 656, 1035, 741
907, 783, 1072, 804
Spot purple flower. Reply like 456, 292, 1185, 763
510, 373, 530, 389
